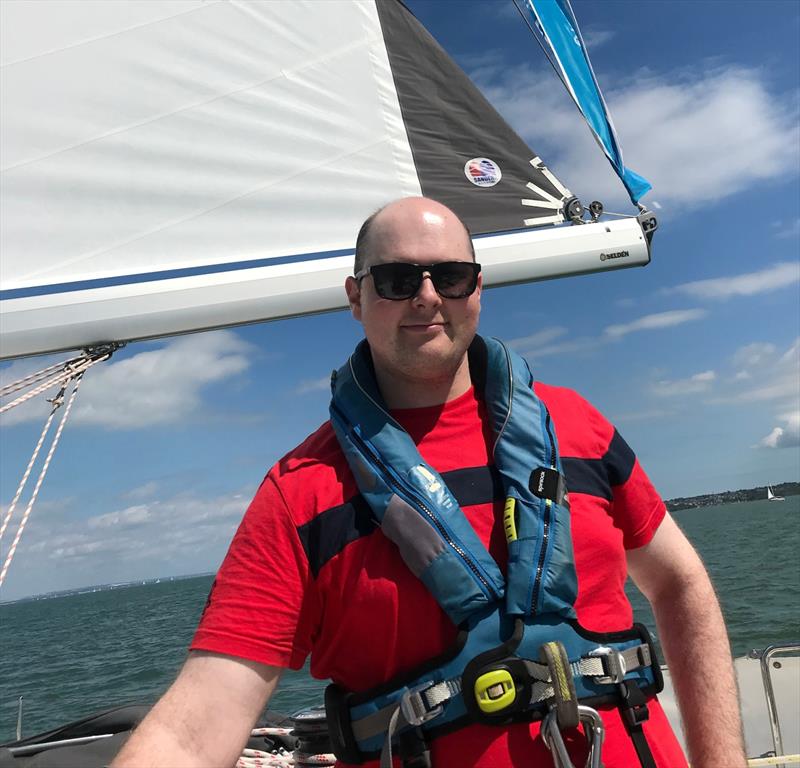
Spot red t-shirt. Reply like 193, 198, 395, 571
192, 384, 687, 767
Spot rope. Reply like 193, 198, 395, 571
0, 385, 64, 542
240, 725, 336, 767
251, 727, 295, 737
0, 346, 119, 587
0, 355, 83, 398
0, 354, 105, 414
236, 753, 294, 768
0, 371, 86, 587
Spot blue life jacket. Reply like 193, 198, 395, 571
326, 336, 662, 766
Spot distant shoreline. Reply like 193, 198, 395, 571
666, 482, 799, 511
0, 572, 214, 607
3, 488, 798, 604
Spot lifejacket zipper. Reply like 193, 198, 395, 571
531, 409, 558, 616
330, 403, 497, 599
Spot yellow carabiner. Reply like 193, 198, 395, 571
474, 669, 517, 713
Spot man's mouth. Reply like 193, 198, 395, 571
401, 321, 446, 332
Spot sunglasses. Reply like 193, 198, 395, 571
354, 261, 481, 300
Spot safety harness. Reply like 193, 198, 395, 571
326, 336, 663, 768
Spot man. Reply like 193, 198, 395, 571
113, 197, 745, 767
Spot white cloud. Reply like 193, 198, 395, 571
703, 339, 799, 447
732, 342, 777, 370
523, 336, 600, 360
772, 218, 800, 239
1, 331, 253, 429
669, 262, 800, 301
651, 370, 716, 397
507, 327, 600, 361
88, 505, 152, 530
757, 410, 800, 449
715, 339, 800, 406
472, 62, 799, 209
12, 489, 250, 574
295, 376, 331, 395
581, 27, 617, 49
506, 326, 568, 352
123, 481, 160, 501
604, 309, 707, 338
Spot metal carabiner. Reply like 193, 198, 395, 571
578, 705, 605, 768
541, 705, 606, 768
541, 709, 574, 768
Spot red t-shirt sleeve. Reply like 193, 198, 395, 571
536, 382, 666, 550
613, 456, 667, 550
190, 472, 320, 669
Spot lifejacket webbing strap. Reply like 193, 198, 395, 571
397, 727, 431, 768
575, 644, 652, 685
618, 680, 658, 768
347, 643, 654, 744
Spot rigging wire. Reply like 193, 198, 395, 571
512, 0, 575, 103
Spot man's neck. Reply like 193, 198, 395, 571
375, 356, 472, 410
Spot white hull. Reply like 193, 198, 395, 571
660, 644, 800, 764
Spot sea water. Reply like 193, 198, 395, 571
1, 498, 798, 741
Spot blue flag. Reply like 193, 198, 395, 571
520, 0, 651, 205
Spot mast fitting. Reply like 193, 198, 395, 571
563, 197, 585, 224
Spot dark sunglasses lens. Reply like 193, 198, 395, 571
430, 263, 478, 298
371, 263, 422, 299
369, 262, 479, 299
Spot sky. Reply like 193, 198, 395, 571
1, 0, 798, 602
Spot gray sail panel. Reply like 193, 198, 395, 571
376, 0, 568, 234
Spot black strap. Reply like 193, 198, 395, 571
397, 726, 431, 768
618, 681, 657, 768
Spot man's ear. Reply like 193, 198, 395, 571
345, 275, 362, 321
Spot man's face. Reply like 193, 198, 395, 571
345, 200, 482, 388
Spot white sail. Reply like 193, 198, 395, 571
767, 486, 785, 502
0, 0, 655, 359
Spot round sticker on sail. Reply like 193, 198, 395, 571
464, 158, 502, 187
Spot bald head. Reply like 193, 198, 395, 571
354, 197, 475, 274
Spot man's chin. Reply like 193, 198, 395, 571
397, 340, 465, 376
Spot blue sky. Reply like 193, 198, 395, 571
1, 0, 798, 601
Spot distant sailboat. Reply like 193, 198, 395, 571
767, 485, 785, 502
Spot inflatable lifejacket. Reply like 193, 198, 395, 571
327, 336, 662, 768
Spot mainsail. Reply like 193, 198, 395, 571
0, 0, 655, 360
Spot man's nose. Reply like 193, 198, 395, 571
413, 272, 441, 305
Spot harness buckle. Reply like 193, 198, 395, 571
618, 679, 650, 729
474, 668, 517, 714
589, 646, 627, 685
399, 682, 443, 727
